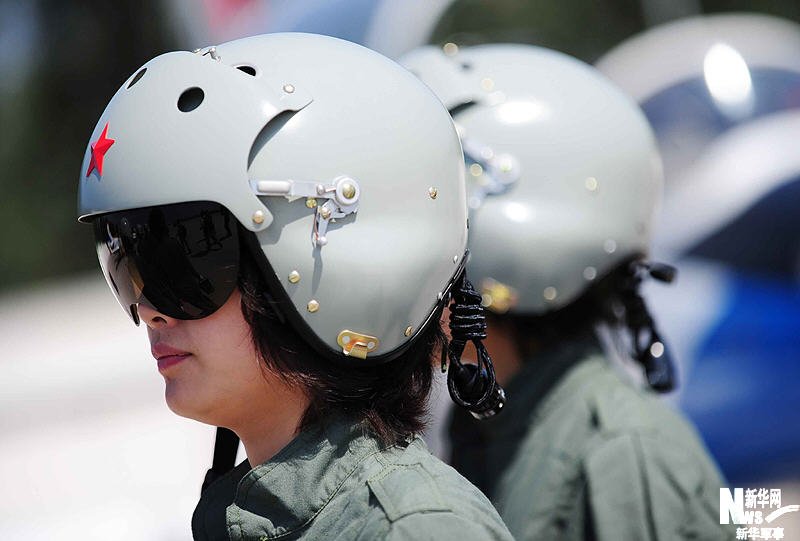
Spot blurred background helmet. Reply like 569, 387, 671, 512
597, 13, 800, 481
79, 32, 467, 363
597, 13, 800, 221
401, 43, 662, 315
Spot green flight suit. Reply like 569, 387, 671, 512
192, 415, 514, 541
449, 332, 734, 540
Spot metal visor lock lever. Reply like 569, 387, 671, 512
337, 330, 380, 360
192, 45, 221, 61
250, 176, 361, 247
459, 128, 521, 210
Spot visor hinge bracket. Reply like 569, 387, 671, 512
458, 127, 521, 210
193, 46, 221, 61
251, 176, 361, 247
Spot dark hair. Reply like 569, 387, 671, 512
236, 245, 446, 445
501, 256, 641, 357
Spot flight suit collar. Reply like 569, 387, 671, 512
493, 328, 603, 437
227, 416, 383, 539
447, 328, 603, 496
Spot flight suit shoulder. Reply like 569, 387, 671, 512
581, 368, 733, 540
367, 461, 451, 521
365, 439, 514, 540
587, 362, 692, 437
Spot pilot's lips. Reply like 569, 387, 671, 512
152, 343, 192, 372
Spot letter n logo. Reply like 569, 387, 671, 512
721, 488, 745, 524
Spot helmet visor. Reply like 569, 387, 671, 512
93, 201, 240, 323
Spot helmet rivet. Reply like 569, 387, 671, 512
307, 300, 320, 313
585, 176, 599, 192
428, 187, 438, 199
469, 163, 484, 177
252, 210, 265, 224
443, 42, 459, 56
543, 287, 558, 301
320, 207, 332, 220
341, 182, 356, 199
305, 197, 317, 209
583, 266, 597, 281
288, 270, 301, 284
481, 77, 495, 91
604, 239, 617, 254
283, 84, 295, 94
453, 255, 459, 264
404, 326, 413, 337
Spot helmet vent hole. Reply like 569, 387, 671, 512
178, 87, 204, 112
448, 101, 476, 117
236, 65, 257, 76
460, 62, 472, 71
127, 68, 147, 89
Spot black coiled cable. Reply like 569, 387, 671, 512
618, 261, 678, 393
443, 275, 506, 419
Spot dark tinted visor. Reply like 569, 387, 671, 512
93, 201, 240, 323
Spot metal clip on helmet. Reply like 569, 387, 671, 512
402, 43, 676, 391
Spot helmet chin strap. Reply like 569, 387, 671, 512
443, 273, 507, 419
202, 427, 240, 494
619, 261, 678, 393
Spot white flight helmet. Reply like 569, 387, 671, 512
78, 33, 467, 363
401, 44, 662, 315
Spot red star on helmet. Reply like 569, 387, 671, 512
86, 123, 115, 178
